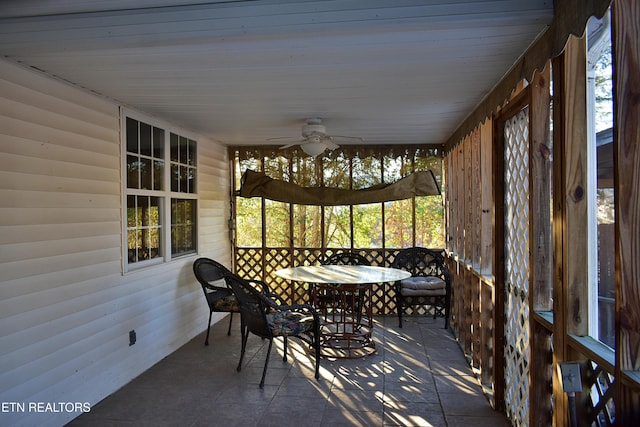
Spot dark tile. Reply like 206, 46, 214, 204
65, 317, 504, 427
446, 415, 511, 427
438, 391, 496, 417
383, 401, 446, 427
321, 409, 384, 427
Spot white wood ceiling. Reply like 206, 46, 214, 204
0, 0, 553, 147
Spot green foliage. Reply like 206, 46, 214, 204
233, 148, 444, 250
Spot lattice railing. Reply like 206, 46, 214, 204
585, 360, 616, 426
235, 247, 446, 316
503, 106, 531, 426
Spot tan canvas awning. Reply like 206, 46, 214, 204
238, 169, 441, 206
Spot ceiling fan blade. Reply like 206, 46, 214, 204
279, 143, 297, 149
330, 135, 364, 142
323, 139, 340, 150
267, 136, 298, 142
279, 140, 306, 149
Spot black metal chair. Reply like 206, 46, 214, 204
391, 247, 451, 329
225, 273, 321, 388
319, 251, 371, 318
192, 257, 267, 346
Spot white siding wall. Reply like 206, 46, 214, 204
0, 59, 230, 427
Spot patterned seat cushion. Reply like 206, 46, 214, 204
400, 276, 446, 297
267, 311, 314, 336
209, 293, 240, 311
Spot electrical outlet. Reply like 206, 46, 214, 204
559, 362, 582, 393
129, 330, 136, 346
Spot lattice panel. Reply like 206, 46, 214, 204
235, 248, 263, 280
503, 106, 531, 426
586, 361, 616, 426
234, 248, 448, 316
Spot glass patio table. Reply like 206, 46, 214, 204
275, 265, 411, 358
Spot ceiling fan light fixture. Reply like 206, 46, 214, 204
301, 141, 326, 157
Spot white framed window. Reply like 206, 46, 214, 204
586, 12, 614, 348
122, 110, 198, 271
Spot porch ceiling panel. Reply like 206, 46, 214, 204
0, 0, 552, 147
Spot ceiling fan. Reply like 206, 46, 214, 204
268, 118, 363, 157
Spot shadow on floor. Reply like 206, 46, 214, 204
67, 316, 509, 427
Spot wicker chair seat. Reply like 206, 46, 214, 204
392, 247, 451, 329
209, 293, 240, 312
267, 311, 315, 336
400, 276, 446, 296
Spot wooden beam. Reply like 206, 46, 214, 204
472, 128, 482, 269
529, 63, 555, 426
562, 35, 590, 337
492, 108, 506, 413
480, 119, 493, 276
613, 0, 640, 423
529, 62, 554, 312
551, 33, 590, 427
551, 49, 569, 427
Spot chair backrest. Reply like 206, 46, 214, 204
224, 273, 271, 338
193, 257, 231, 287
193, 258, 234, 308
391, 247, 450, 283
323, 251, 370, 266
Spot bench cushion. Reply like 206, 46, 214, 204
400, 276, 446, 297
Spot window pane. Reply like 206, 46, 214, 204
139, 196, 150, 226
171, 198, 196, 256
180, 136, 188, 164
588, 14, 615, 348
153, 160, 164, 191
180, 165, 188, 193
127, 195, 162, 264
171, 163, 179, 192
153, 127, 164, 158
140, 122, 152, 156
187, 166, 196, 193
126, 118, 138, 153
127, 155, 139, 189
187, 139, 196, 166
170, 133, 179, 162
140, 157, 152, 190
126, 195, 136, 227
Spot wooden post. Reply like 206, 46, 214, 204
613, 0, 640, 423
563, 35, 590, 338
492, 109, 506, 413
529, 63, 554, 426
480, 279, 494, 398
465, 134, 472, 262
529, 63, 553, 312
480, 120, 493, 276
552, 34, 590, 427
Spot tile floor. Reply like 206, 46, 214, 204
67, 316, 510, 426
